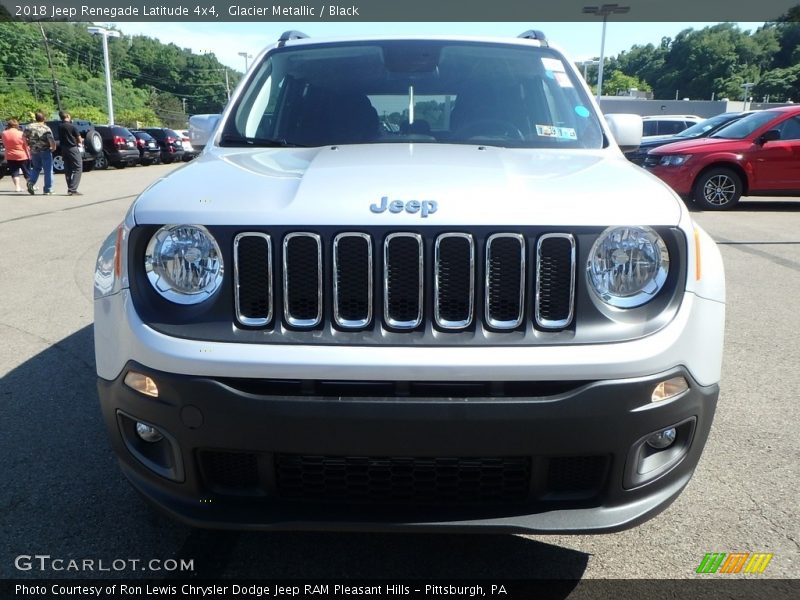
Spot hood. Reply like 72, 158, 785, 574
636, 133, 699, 150
133, 144, 683, 227
649, 136, 750, 155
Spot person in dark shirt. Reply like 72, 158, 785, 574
57, 110, 83, 196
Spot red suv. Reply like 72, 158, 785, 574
645, 106, 800, 210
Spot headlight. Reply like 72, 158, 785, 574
658, 154, 690, 166
587, 226, 669, 308
145, 224, 223, 304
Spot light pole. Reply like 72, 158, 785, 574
578, 59, 600, 84
238, 51, 253, 72
87, 26, 121, 125
583, 4, 630, 101
741, 82, 755, 110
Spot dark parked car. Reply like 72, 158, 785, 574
625, 112, 756, 166
46, 119, 102, 174
140, 127, 185, 163
129, 130, 162, 166
93, 125, 140, 169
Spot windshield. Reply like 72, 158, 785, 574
675, 114, 738, 138
710, 111, 777, 139
222, 41, 604, 149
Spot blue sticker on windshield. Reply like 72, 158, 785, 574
545, 70, 555, 79
575, 106, 590, 118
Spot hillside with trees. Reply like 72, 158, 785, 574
0, 21, 239, 127
586, 10, 800, 102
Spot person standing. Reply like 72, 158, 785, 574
24, 111, 56, 195
1, 119, 31, 192
57, 110, 83, 196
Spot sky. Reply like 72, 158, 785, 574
114, 21, 766, 72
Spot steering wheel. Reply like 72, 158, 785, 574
454, 119, 525, 140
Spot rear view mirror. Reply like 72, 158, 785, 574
188, 114, 221, 152
758, 129, 780, 145
605, 113, 643, 153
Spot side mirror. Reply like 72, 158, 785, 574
757, 129, 780, 145
605, 113, 643, 153
188, 114, 221, 151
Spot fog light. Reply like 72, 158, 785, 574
646, 427, 677, 450
136, 422, 164, 443
124, 372, 159, 397
651, 376, 688, 403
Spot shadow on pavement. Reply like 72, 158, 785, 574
688, 198, 800, 212
1, 325, 588, 589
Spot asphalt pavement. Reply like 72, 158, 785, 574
0, 163, 798, 583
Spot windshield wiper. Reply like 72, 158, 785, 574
220, 133, 306, 147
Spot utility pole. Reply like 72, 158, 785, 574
39, 25, 62, 111
224, 69, 231, 102
30, 69, 40, 101
88, 26, 121, 125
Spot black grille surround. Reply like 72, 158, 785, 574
128, 225, 687, 346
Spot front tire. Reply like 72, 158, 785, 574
693, 168, 742, 210
52, 154, 65, 173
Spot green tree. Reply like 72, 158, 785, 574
602, 71, 651, 96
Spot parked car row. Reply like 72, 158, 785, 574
629, 106, 800, 210
1, 121, 198, 181
624, 112, 758, 166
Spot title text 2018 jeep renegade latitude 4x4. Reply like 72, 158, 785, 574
94, 31, 725, 533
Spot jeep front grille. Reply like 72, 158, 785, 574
233, 230, 576, 332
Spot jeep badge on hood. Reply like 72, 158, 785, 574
370, 196, 438, 217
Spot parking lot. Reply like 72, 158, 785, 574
0, 163, 798, 581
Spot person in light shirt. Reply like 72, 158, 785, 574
1, 119, 31, 193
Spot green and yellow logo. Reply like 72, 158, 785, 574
696, 552, 773, 574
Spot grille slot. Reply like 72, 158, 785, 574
233, 233, 272, 326
275, 454, 531, 505
199, 450, 261, 493
546, 456, 608, 497
536, 234, 576, 329
384, 233, 423, 329
485, 234, 525, 329
434, 234, 475, 329
282, 233, 322, 328
333, 233, 372, 328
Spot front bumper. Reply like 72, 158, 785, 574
98, 363, 718, 533
645, 165, 696, 197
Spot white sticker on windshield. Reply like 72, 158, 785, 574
554, 72, 573, 87
556, 127, 577, 140
541, 57, 566, 72
536, 124, 557, 137
536, 125, 577, 140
